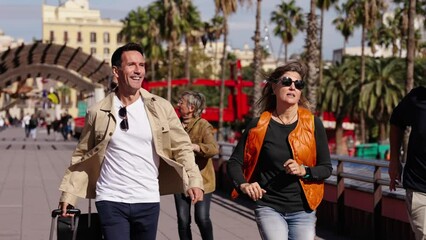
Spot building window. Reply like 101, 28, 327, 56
50, 31, 55, 42
77, 32, 82, 43
64, 31, 68, 42
103, 48, 110, 62
117, 33, 123, 44
103, 32, 110, 44
90, 47, 97, 55
90, 32, 97, 43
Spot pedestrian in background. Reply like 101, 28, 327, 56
45, 113, 54, 136
60, 112, 72, 140
58, 42, 204, 240
389, 86, 426, 240
22, 113, 31, 138
175, 91, 219, 240
29, 114, 38, 140
0, 115, 5, 130
227, 61, 332, 240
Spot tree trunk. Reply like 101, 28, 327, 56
185, 37, 191, 87
252, 0, 262, 117
276, 42, 283, 66
359, 22, 367, 144
284, 43, 288, 63
218, 16, 228, 141
306, 0, 319, 112
402, 0, 416, 163
406, 0, 415, 94
335, 118, 346, 155
151, 60, 156, 81
167, 42, 173, 101
319, 8, 325, 86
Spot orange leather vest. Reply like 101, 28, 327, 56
231, 108, 324, 210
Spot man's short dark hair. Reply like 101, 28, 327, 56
111, 43, 144, 67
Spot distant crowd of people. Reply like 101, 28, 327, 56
0, 111, 75, 141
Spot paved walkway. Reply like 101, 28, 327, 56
0, 127, 345, 240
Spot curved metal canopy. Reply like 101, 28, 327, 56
0, 42, 112, 93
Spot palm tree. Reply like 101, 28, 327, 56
203, 15, 224, 78
146, 3, 164, 81
414, 58, 426, 87
214, 0, 251, 141
316, 0, 338, 85
332, 3, 355, 50
120, 7, 147, 44
392, 0, 426, 59
270, 0, 305, 63
321, 59, 358, 154
179, 1, 203, 86
344, 0, 386, 143
252, 0, 263, 117
160, 0, 182, 101
120, 7, 163, 82
361, 58, 405, 142
375, 13, 401, 57
305, 0, 320, 112
405, 0, 416, 93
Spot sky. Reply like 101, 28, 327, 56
0, 0, 362, 60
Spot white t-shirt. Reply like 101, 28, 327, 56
96, 96, 160, 203
23, 115, 31, 125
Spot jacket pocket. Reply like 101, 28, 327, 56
160, 122, 170, 133
159, 121, 171, 150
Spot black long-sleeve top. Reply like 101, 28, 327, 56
227, 116, 332, 213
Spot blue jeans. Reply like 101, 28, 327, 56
174, 193, 213, 240
95, 201, 160, 240
254, 205, 316, 240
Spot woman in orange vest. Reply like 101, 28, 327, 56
227, 61, 332, 240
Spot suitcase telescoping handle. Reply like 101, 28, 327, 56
52, 208, 81, 218
49, 209, 81, 240
51, 208, 81, 217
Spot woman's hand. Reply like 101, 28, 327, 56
240, 182, 266, 201
192, 144, 201, 153
284, 159, 306, 177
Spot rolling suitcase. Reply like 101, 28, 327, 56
49, 202, 102, 240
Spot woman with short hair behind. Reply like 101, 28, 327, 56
174, 91, 219, 240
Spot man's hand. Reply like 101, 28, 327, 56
59, 202, 74, 217
389, 160, 402, 191
187, 187, 204, 204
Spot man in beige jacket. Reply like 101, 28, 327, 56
58, 42, 203, 240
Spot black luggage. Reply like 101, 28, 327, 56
49, 208, 102, 240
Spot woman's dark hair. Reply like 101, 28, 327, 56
111, 42, 144, 68
256, 60, 310, 113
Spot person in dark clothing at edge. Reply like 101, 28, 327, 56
226, 60, 332, 240
389, 86, 426, 240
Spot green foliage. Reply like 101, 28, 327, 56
241, 65, 254, 81
321, 58, 359, 120
415, 58, 426, 87
360, 57, 405, 121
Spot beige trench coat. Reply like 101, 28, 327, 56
59, 89, 203, 206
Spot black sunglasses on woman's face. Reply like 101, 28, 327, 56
118, 107, 129, 131
274, 76, 305, 90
